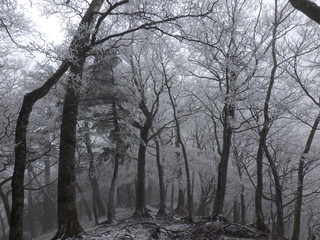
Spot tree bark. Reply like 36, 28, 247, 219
52, 68, 84, 239
0, 178, 11, 225
27, 167, 36, 239
166, 80, 193, 222
155, 137, 166, 216
42, 157, 56, 233
291, 114, 320, 240
0, 213, 6, 240
265, 147, 285, 237
133, 130, 151, 218
84, 122, 106, 225
175, 188, 185, 216
254, 1, 279, 231
9, 1, 106, 238
75, 182, 93, 221
212, 115, 233, 215
289, 0, 320, 23
107, 98, 120, 222
9, 61, 69, 240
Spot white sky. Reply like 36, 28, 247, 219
19, 0, 64, 45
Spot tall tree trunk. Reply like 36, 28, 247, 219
52, 59, 85, 239
196, 188, 207, 216
132, 97, 153, 218
233, 143, 246, 225
75, 182, 93, 221
9, 62, 69, 240
133, 135, 151, 218
155, 137, 166, 216
0, 213, 6, 240
254, 1, 279, 231
107, 100, 120, 222
171, 180, 174, 216
291, 114, 320, 240
233, 198, 240, 224
240, 186, 246, 225
10, 1, 104, 239
175, 188, 185, 216
166, 81, 193, 222
84, 122, 106, 225
265, 147, 284, 237
255, 127, 269, 231
42, 157, 56, 233
0, 178, 11, 225
212, 115, 233, 215
27, 167, 36, 239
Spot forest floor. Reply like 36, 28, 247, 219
81, 207, 286, 240
36, 207, 287, 240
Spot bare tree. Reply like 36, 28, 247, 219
10, 0, 214, 238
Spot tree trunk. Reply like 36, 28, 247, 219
171, 181, 174, 216
53, 60, 85, 239
9, 62, 69, 240
132, 97, 153, 219
133, 139, 151, 218
107, 151, 119, 222
155, 137, 166, 216
10, 1, 105, 238
240, 186, 246, 225
255, 127, 269, 231
175, 188, 185, 216
27, 167, 36, 239
75, 182, 93, 221
291, 114, 320, 240
42, 157, 57, 233
233, 198, 240, 224
166, 81, 193, 222
196, 188, 207, 216
0, 213, 6, 240
212, 112, 233, 215
265, 147, 284, 237
84, 122, 106, 224
254, 2, 279, 231
0, 180, 11, 225
107, 100, 120, 222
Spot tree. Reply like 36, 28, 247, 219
289, 0, 320, 23
128, 43, 166, 218
10, 0, 214, 238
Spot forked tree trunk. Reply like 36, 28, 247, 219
10, 1, 104, 239
9, 61, 69, 240
291, 115, 320, 240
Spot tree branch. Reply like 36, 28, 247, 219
289, 0, 320, 23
